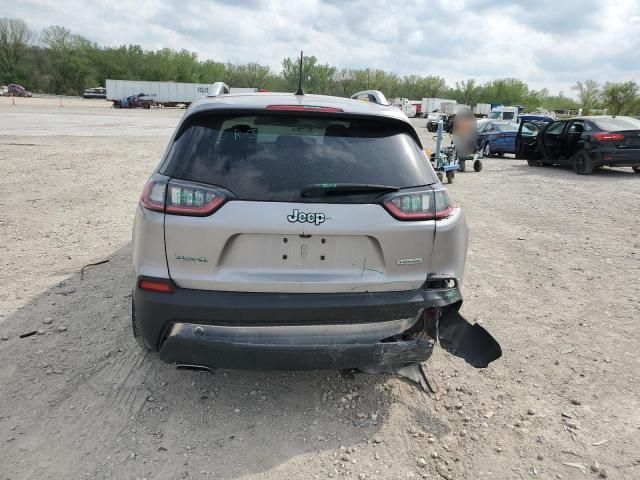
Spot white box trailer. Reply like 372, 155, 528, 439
391, 97, 417, 117
421, 97, 457, 114
441, 102, 470, 116
106, 79, 234, 106
473, 103, 491, 117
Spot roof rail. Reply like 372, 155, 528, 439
350, 90, 390, 106
207, 82, 230, 97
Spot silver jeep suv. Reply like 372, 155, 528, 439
132, 90, 501, 371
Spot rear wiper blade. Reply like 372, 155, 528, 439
301, 183, 399, 198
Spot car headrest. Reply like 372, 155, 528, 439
275, 135, 307, 150
219, 125, 255, 156
324, 124, 349, 138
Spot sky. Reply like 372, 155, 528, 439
4, 0, 640, 95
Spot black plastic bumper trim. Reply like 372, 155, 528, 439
134, 277, 461, 352
159, 332, 434, 371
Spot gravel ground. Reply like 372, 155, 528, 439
0, 98, 639, 480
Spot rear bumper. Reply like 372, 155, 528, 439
592, 150, 640, 166
159, 322, 434, 370
134, 282, 462, 370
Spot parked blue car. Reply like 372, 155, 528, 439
476, 121, 523, 157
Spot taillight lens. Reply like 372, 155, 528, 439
593, 132, 625, 142
140, 177, 227, 216
166, 180, 226, 216
140, 178, 167, 212
383, 188, 453, 220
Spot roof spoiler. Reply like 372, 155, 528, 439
207, 82, 230, 97
350, 90, 390, 106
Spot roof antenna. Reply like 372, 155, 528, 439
295, 50, 304, 96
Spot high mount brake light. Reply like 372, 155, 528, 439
593, 132, 625, 141
140, 178, 227, 216
265, 105, 344, 113
383, 188, 453, 221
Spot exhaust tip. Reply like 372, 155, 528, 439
176, 364, 214, 373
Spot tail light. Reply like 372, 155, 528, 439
140, 176, 227, 216
593, 132, 624, 142
383, 188, 453, 221
140, 177, 167, 212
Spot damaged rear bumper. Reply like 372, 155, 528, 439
135, 280, 501, 371
159, 322, 434, 371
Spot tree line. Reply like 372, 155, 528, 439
1, 17, 638, 115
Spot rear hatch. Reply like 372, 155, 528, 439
159, 110, 439, 294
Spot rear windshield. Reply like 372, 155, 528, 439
161, 113, 436, 202
592, 117, 640, 131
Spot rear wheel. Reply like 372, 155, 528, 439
473, 159, 483, 172
132, 298, 150, 350
458, 159, 466, 172
483, 142, 492, 158
633, 166, 640, 173
572, 149, 594, 175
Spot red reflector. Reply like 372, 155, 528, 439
265, 105, 344, 112
593, 132, 625, 141
139, 278, 173, 293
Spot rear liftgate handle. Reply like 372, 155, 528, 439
437, 309, 502, 368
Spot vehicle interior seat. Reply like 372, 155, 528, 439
565, 122, 584, 156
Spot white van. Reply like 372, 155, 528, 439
489, 106, 519, 122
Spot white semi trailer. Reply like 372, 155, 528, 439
391, 97, 418, 117
421, 97, 457, 115
105, 79, 249, 106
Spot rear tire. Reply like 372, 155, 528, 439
132, 298, 150, 350
572, 149, 594, 175
633, 166, 640, 173
458, 160, 466, 172
473, 159, 483, 172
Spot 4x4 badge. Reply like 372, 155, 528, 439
287, 209, 326, 225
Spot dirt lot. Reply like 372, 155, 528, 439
0, 98, 639, 480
